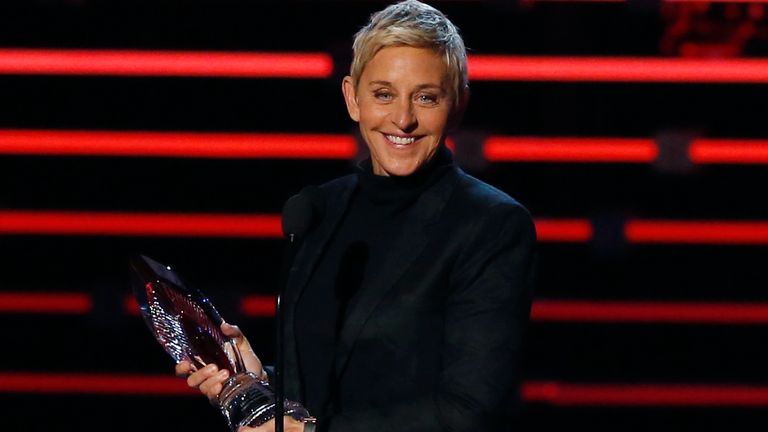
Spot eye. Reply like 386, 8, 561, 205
416, 93, 439, 105
374, 90, 393, 101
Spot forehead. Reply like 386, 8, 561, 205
360, 46, 448, 88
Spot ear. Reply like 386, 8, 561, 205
447, 85, 470, 131
342, 76, 360, 122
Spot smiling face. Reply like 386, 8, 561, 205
342, 46, 455, 177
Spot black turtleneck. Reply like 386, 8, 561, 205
294, 146, 454, 421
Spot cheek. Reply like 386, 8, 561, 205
357, 101, 386, 127
424, 111, 451, 138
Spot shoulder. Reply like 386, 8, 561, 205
317, 173, 357, 194
446, 168, 533, 230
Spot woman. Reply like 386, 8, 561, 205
177, 1, 536, 431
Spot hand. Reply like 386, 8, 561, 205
238, 417, 306, 432
175, 322, 264, 404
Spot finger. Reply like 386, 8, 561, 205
221, 322, 262, 374
175, 361, 193, 378
199, 369, 230, 401
221, 322, 244, 339
238, 419, 273, 432
186, 363, 220, 388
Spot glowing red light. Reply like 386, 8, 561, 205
0, 292, 92, 314
0, 211, 283, 238
484, 137, 658, 163
523, 382, 768, 406
0, 49, 333, 78
626, 220, 768, 244
241, 296, 277, 317
0, 130, 357, 159
690, 139, 768, 165
534, 219, 593, 242
532, 300, 768, 324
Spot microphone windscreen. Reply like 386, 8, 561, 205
281, 186, 326, 238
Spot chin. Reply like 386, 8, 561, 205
376, 158, 424, 177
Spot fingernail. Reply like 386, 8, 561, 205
205, 364, 217, 372
219, 370, 229, 378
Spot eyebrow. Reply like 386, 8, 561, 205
367, 80, 445, 92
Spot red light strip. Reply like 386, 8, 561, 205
530, 0, 768, 3
125, 295, 278, 317
11, 294, 768, 325
2, 373, 768, 406
484, 137, 658, 163
243, 298, 768, 323
689, 139, 768, 165
0, 211, 283, 237
7, 130, 768, 166
0, 130, 357, 159
2, 49, 768, 83
523, 381, 768, 406
0, 211, 587, 242
532, 300, 768, 324
0, 372, 196, 395
0, 49, 333, 78
534, 219, 593, 242
626, 220, 768, 245
0, 292, 92, 314
5, 212, 768, 246
241, 295, 277, 317
468, 56, 768, 83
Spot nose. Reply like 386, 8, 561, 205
391, 98, 417, 132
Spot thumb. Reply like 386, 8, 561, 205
221, 322, 244, 339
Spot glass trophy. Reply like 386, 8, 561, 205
130, 255, 314, 431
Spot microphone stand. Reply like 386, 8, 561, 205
276, 232, 299, 432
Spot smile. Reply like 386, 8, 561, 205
384, 134, 418, 145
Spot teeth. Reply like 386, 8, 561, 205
386, 135, 416, 145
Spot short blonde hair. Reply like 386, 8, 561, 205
350, 0, 468, 107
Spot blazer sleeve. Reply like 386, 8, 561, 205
324, 203, 537, 432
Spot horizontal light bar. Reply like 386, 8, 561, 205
532, 300, 768, 324
689, 139, 768, 165
5, 211, 768, 246
126, 295, 277, 317
6, 130, 768, 165
3, 372, 767, 406
484, 137, 658, 163
534, 219, 593, 242
626, 220, 768, 245
530, 0, 768, 3
0, 372, 196, 395
0, 130, 357, 159
523, 381, 768, 406
0, 292, 92, 314
15, 294, 768, 325
468, 56, 768, 83
0, 211, 283, 237
241, 295, 277, 317
0, 49, 333, 78
0, 211, 588, 242
2, 49, 768, 83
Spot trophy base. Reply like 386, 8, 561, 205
218, 372, 312, 432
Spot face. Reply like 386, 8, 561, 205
342, 46, 455, 177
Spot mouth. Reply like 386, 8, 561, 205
383, 133, 421, 147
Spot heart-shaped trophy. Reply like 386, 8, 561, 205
130, 255, 314, 431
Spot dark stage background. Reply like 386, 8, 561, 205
1, 1, 768, 430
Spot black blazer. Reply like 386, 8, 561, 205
283, 166, 536, 432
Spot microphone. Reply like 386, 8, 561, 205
281, 186, 326, 242
276, 186, 326, 432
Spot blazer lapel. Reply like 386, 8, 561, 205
334, 168, 459, 376
283, 175, 357, 398
285, 176, 357, 305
